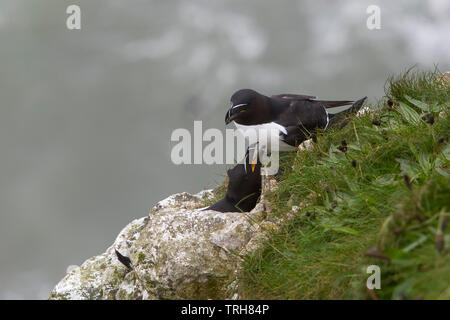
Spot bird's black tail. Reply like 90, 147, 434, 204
328, 97, 367, 129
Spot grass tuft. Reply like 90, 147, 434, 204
236, 68, 450, 299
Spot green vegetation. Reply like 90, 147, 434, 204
237, 69, 450, 299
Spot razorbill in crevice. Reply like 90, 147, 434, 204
206, 150, 262, 213
225, 89, 367, 151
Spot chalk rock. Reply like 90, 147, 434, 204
48, 188, 285, 300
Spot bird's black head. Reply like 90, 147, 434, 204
225, 89, 268, 125
206, 150, 262, 213
225, 152, 262, 211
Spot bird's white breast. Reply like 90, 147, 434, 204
235, 121, 287, 134
233, 122, 296, 152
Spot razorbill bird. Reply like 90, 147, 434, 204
206, 150, 261, 213
225, 89, 367, 152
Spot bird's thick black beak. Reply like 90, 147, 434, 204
225, 103, 247, 125
225, 108, 232, 125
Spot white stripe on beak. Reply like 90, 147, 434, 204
232, 103, 248, 109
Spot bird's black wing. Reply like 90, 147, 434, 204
272, 94, 354, 109
277, 100, 328, 128
276, 100, 329, 147
315, 99, 354, 108
271, 93, 317, 101
277, 97, 367, 147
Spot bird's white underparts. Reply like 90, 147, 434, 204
233, 121, 294, 175
170, 121, 281, 174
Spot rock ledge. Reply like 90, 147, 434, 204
49, 183, 293, 300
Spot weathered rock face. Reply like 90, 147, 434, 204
49, 183, 288, 300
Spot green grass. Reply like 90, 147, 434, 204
236, 68, 450, 299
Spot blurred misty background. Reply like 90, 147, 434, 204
0, 0, 448, 299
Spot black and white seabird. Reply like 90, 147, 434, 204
206, 150, 261, 213
225, 89, 367, 152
